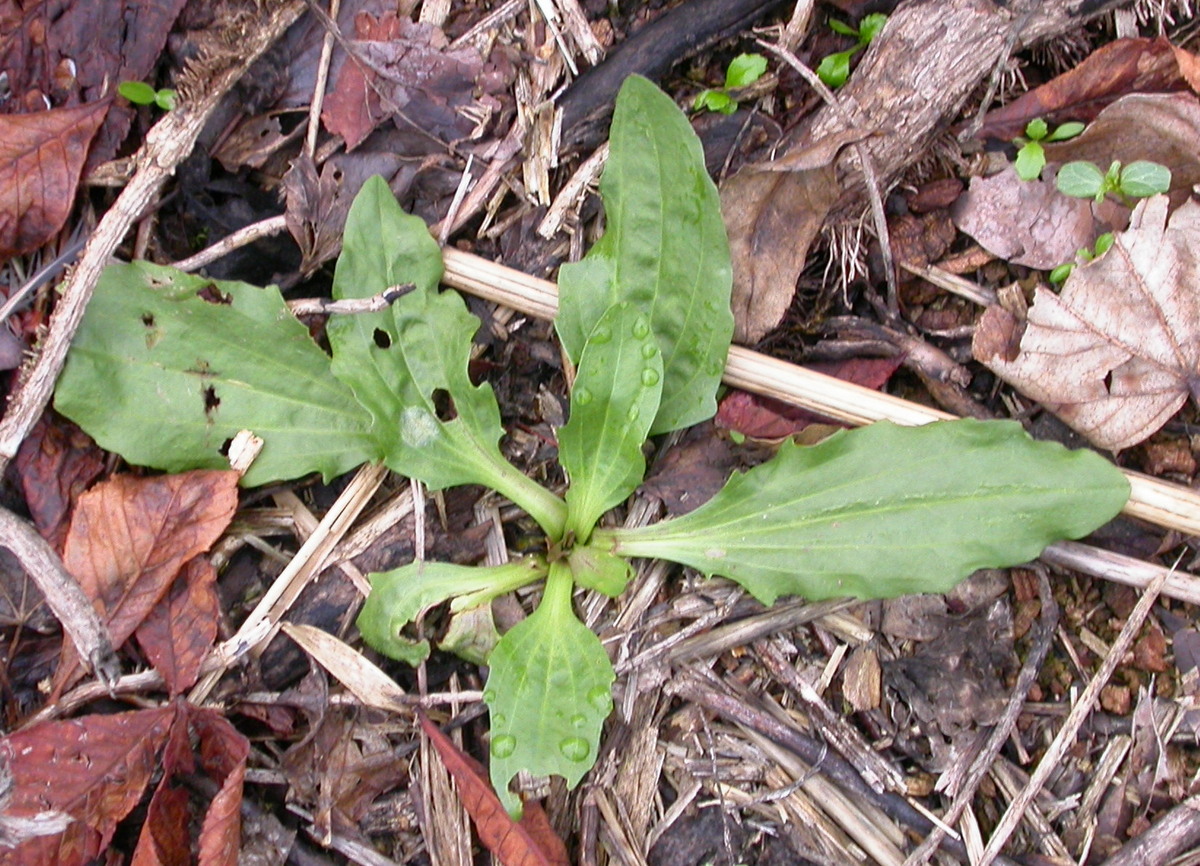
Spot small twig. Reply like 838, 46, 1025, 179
170, 214, 289, 274
902, 567, 1059, 866
0, 508, 119, 692
286, 284, 414, 317
1098, 793, 1200, 866
977, 568, 1170, 866
759, 40, 900, 315
305, 0, 341, 158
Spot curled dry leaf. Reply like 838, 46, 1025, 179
721, 129, 867, 344
974, 196, 1200, 450
974, 37, 1198, 140
0, 101, 107, 257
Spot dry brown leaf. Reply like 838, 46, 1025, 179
974, 196, 1200, 450
52, 470, 239, 693
0, 101, 108, 257
721, 129, 866, 344
951, 165, 1125, 269
974, 37, 1194, 140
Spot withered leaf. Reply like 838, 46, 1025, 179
13, 413, 105, 552
134, 557, 220, 696
721, 129, 866, 344
131, 705, 193, 866
418, 712, 569, 866
192, 709, 250, 866
0, 101, 108, 257
0, 707, 174, 857
974, 196, 1200, 450
974, 37, 1195, 140
53, 470, 238, 693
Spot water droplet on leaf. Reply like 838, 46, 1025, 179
483, 689, 496, 703
492, 713, 507, 726
574, 388, 593, 406
571, 714, 586, 727
626, 405, 640, 422
587, 685, 613, 715
591, 325, 612, 344
641, 369, 660, 386
631, 318, 650, 339
559, 736, 590, 762
641, 343, 657, 359
491, 735, 517, 758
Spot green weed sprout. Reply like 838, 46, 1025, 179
817, 13, 887, 88
1013, 118, 1084, 181
693, 53, 768, 114
118, 80, 177, 111
1056, 159, 1171, 205
55, 77, 1131, 820
1048, 231, 1114, 285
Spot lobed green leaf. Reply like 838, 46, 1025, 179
556, 75, 733, 435
559, 302, 663, 540
594, 420, 1130, 604
55, 262, 377, 486
485, 562, 615, 818
358, 558, 547, 665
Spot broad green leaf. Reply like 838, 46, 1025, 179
328, 174, 444, 424
1045, 121, 1084, 142
1014, 141, 1045, 181
725, 53, 767, 89
693, 89, 735, 114
1093, 232, 1114, 256
858, 12, 888, 42
329, 178, 567, 535
1056, 161, 1106, 199
828, 18, 858, 36
568, 544, 633, 597
817, 50, 853, 88
357, 558, 547, 665
55, 262, 377, 486
556, 75, 733, 435
1119, 161, 1171, 198
1048, 263, 1074, 285
1023, 118, 1048, 142
594, 420, 1129, 604
560, 303, 663, 540
485, 562, 615, 818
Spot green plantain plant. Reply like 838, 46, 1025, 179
55, 76, 1130, 817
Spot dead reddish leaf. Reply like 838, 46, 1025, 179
951, 165, 1127, 269
418, 712, 568, 866
134, 557, 220, 696
13, 413, 105, 552
1043, 92, 1200, 194
641, 422, 739, 516
974, 37, 1196, 141
131, 705, 193, 866
888, 210, 956, 273
0, 101, 107, 258
0, 706, 174, 862
716, 357, 904, 439
192, 709, 250, 866
974, 196, 1200, 450
52, 470, 239, 694
722, 130, 866, 343
322, 14, 486, 149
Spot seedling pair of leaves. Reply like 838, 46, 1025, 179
56, 76, 1130, 818
118, 80, 178, 111
1056, 158, 1171, 204
817, 13, 887, 88
1048, 231, 1114, 285
1013, 118, 1085, 181
693, 53, 768, 115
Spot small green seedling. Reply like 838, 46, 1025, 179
118, 80, 177, 111
1013, 118, 1085, 181
1056, 159, 1171, 204
56, 77, 1130, 820
817, 13, 887, 88
1048, 231, 1114, 285
693, 53, 768, 114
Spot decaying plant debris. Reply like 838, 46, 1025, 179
2, 0, 1200, 864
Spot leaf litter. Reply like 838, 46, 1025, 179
4, 2, 1200, 865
